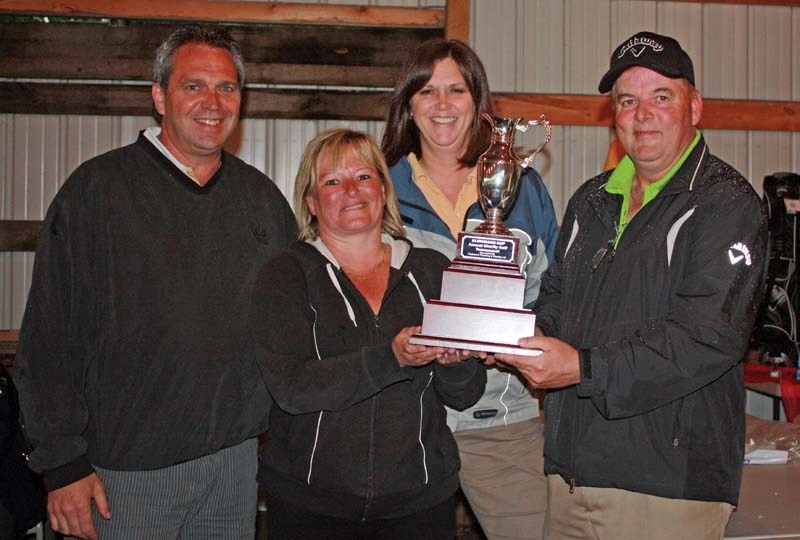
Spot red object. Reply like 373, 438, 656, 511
743, 363, 800, 421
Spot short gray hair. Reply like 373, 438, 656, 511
153, 25, 245, 90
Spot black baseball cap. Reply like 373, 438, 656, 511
598, 31, 695, 94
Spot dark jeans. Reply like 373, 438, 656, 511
267, 496, 455, 540
0, 500, 22, 540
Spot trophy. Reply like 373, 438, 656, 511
410, 113, 552, 356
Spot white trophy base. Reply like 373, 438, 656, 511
410, 300, 539, 356
410, 333, 542, 357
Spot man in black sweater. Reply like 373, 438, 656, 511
15, 25, 297, 540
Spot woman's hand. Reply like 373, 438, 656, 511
392, 326, 447, 367
435, 348, 480, 365
392, 326, 484, 367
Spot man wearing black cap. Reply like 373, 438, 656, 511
492, 31, 767, 539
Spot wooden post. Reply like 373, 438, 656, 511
445, 0, 470, 44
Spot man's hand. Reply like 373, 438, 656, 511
494, 336, 581, 389
48, 472, 111, 540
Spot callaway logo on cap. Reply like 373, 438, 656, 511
598, 31, 695, 94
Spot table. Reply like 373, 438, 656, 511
726, 462, 800, 539
725, 416, 800, 539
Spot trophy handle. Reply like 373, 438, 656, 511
516, 115, 552, 169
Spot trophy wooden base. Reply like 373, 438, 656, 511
410, 300, 540, 356
410, 334, 542, 357
410, 230, 539, 356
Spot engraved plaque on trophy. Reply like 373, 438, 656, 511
410, 114, 551, 356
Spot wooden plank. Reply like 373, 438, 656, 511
2, 83, 797, 130
0, 329, 20, 363
494, 94, 615, 127
0, 22, 438, 86
2, 0, 795, 23
445, 0, 470, 44
0, 1, 445, 27
0, 220, 41, 252
244, 88, 392, 120
493, 93, 800, 132
675, 0, 800, 5
0, 82, 392, 120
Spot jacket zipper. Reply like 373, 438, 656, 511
568, 394, 579, 494
361, 393, 378, 521
335, 258, 420, 519
361, 313, 382, 521
569, 222, 617, 494
671, 399, 685, 447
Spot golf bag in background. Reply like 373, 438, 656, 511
752, 172, 800, 365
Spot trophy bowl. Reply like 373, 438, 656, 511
474, 114, 551, 236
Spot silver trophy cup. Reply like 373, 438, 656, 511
474, 113, 552, 236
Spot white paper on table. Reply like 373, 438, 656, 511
743, 449, 789, 464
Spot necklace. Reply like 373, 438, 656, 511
342, 244, 388, 281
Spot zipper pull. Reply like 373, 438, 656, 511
591, 239, 615, 271
569, 477, 576, 494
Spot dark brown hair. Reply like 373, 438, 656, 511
381, 38, 494, 168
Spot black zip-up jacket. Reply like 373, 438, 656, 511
251, 236, 487, 520
535, 137, 767, 505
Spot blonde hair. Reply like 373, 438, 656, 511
294, 129, 406, 241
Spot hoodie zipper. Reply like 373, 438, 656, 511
361, 388, 378, 521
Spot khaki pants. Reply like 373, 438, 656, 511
544, 475, 734, 540
455, 419, 547, 540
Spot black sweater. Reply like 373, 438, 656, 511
15, 133, 297, 490
251, 237, 487, 521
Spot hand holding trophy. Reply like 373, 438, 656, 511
410, 113, 551, 356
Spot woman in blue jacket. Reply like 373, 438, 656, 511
381, 39, 558, 540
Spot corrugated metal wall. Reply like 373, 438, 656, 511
2, 0, 799, 327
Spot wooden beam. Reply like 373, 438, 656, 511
0, 220, 41, 252
445, 0, 470, 44
0, 22, 438, 87
493, 93, 800, 132
0, 82, 392, 120
493, 94, 615, 128
244, 88, 392, 120
673, 0, 800, 5
0, 1, 445, 27
0, 329, 20, 361
2, 0, 795, 22
2, 82, 797, 130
